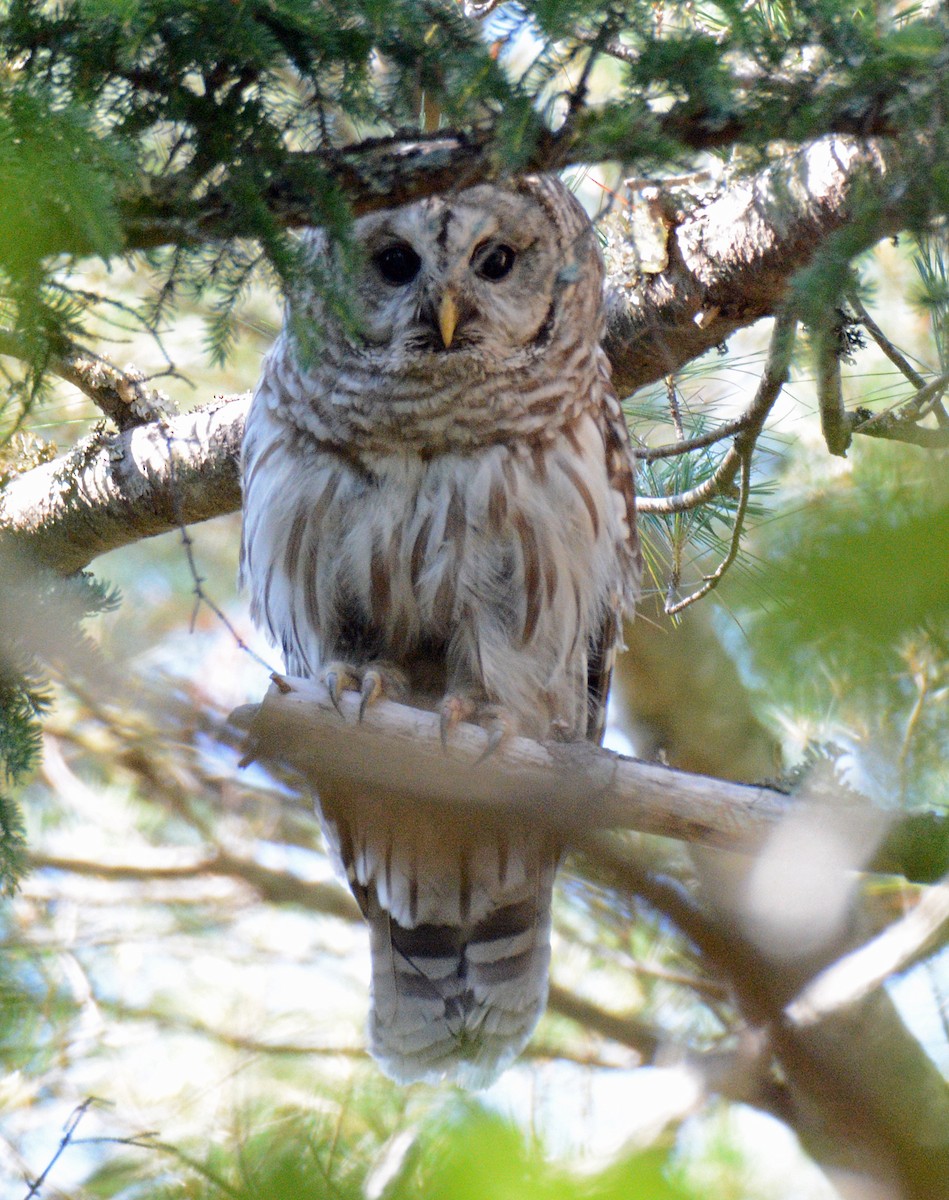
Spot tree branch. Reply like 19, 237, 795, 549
636, 309, 796, 517
0, 394, 248, 574
581, 837, 949, 1199
602, 137, 893, 396
235, 677, 794, 854
233, 677, 949, 887
0, 329, 175, 431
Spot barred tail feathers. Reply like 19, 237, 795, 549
320, 798, 556, 1086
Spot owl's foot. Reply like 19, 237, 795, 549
439, 694, 516, 760
322, 661, 407, 721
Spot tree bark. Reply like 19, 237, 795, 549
0, 393, 248, 574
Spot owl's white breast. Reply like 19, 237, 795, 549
242, 395, 627, 739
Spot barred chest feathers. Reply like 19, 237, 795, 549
241, 373, 631, 742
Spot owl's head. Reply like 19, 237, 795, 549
326, 176, 604, 366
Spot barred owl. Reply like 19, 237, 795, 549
241, 176, 640, 1085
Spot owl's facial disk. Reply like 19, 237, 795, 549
351, 187, 569, 358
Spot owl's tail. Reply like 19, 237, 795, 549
321, 799, 557, 1087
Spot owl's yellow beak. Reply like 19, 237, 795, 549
438, 292, 459, 349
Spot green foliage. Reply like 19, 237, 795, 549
383, 1101, 694, 1200
79, 1098, 696, 1200
912, 233, 949, 370
0, 565, 119, 891
732, 445, 949, 807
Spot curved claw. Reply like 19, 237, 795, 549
359, 669, 384, 721
325, 670, 346, 716
476, 715, 511, 764
324, 663, 358, 715
439, 694, 475, 752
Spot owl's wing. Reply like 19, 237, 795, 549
586, 369, 641, 745
586, 609, 619, 744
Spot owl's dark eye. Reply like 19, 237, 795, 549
375, 243, 422, 286
476, 243, 517, 281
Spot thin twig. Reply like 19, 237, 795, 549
847, 291, 927, 389
23, 1098, 98, 1200
664, 443, 754, 615
666, 375, 685, 440
638, 411, 754, 461
158, 423, 278, 677
637, 310, 797, 516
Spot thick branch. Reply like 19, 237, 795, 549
235, 678, 949, 885
0, 394, 248, 574
603, 137, 894, 395
121, 129, 546, 249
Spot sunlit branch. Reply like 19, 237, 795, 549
0, 329, 174, 431
636, 412, 754, 462
786, 873, 949, 1028
0, 394, 248, 574
234, 675, 800, 857
93, 992, 644, 1069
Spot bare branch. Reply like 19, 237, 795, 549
546, 982, 661, 1058
27, 849, 361, 922
637, 412, 753, 462
580, 837, 949, 1198
848, 366, 949, 447
0, 329, 175, 431
847, 291, 928, 389
0, 394, 248, 574
663, 443, 753, 615
850, 416, 949, 447
235, 676, 799, 856
120, 114, 899, 253
636, 310, 796, 516
787, 873, 949, 1028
